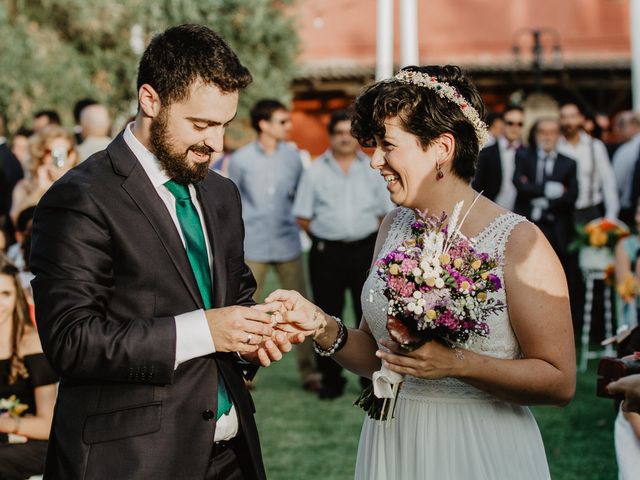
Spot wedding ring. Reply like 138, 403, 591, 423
246, 334, 253, 344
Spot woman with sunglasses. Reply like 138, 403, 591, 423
0, 254, 56, 480
10, 125, 78, 225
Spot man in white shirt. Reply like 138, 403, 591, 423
558, 102, 619, 222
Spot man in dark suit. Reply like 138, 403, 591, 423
0, 112, 24, 227
513, 118, 578, 270
30, 25, 298, 480
472, 105, 525, 210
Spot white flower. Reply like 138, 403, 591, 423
413, 291, 423, 299
407, 302, 416, 312
412, 267, 423, 277
417, 298, 426, 307
420, 260, 430, 271
435, 278, 445, 289
414, 306, 424, 315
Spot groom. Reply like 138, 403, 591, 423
30, 25, 296, 479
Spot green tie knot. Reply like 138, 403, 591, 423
164, 179, 191, 200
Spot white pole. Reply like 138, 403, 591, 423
399, 0, 419, 67
376, 0, 394, 80
631, 0, 640, 110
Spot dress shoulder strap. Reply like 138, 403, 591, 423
473, 212, 528, 258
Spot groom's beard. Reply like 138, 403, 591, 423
150, 110, 211, 185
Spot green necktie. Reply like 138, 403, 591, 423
164, 179, 232, 420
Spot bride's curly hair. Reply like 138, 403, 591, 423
350, 65, 485, 181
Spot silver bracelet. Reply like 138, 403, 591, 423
313, 316, 347, 357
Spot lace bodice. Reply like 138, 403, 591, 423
361, 207, 527, 402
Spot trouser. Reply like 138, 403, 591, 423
245, 256, 317, 383
308, 233, 377, 390
205, 436, 253, 480
0, 440, 48, 480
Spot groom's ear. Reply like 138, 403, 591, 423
138, 84, 162, 119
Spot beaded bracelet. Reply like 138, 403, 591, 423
313, 316, 348, 357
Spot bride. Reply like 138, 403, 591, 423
267, 65, 575, 479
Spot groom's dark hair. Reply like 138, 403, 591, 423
351, 65, 485, 181
137, 24, 252, 107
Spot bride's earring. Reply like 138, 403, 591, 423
436, 162, 444, 180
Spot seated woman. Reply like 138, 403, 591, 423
0, 254, 56, 480
10, 125, 78, 225
614, 200, 640, 328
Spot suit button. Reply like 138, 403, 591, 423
202, 410, 215, 421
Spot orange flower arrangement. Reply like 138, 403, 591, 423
616, 272, 640, 303
571, 218, 630, 251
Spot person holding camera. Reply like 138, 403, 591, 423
10, 125, 78, 225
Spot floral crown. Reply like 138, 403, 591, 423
393, 69, 489, 148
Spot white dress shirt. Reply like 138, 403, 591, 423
494, 136, 519, 211
558, 131, 619, 218
123, 124, 238, 441
612, 133, 640, 210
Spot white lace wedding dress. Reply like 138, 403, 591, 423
355, 208, 551, 480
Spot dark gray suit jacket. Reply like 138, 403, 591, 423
30, 133, 265, 479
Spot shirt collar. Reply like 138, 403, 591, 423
537, 148, 557, 161
498, 136, 521, 150
0, 137, 6, 146
123, 122, 170, 188
322, 149, 367, 164
254, 139, 286, 156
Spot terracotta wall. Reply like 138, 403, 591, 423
293, 0, 630, 66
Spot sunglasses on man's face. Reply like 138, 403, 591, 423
505, 120, 523, 127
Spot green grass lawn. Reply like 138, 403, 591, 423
252, 266, 619, 480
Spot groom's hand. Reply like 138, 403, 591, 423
240, 330, 306, 367
204, 305, 275, 354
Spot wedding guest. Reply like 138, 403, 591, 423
484, 112, 504, 147
9, 128, 32, 173
72, 98, 97, 144
614, 200, 640, 327
30, 25, 296, 479
293, 110, 392, 398
10, 125, 78, 224
6, 207, 34, 273
558, 102, 619, 223
0, 114, 23, 228
76, 104, 112, 162
559, 102, 619, 338
513, 118, 578, 272
229, 99, 319, 391
269, 65, 575, 480
31, 110, 60, 133
0, 254, 57, 480
612, 112, 640, 227
472, 105, 525, 210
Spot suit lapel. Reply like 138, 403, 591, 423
108, 134, 203, 309
197, 180, 226, 308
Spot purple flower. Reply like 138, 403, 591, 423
487, 274, 502, 290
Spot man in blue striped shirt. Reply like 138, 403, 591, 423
293, 110, 393, 399
229, 99, 319, 391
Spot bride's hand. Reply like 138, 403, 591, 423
263, 289, 327, 338
376, 338, 468, 380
